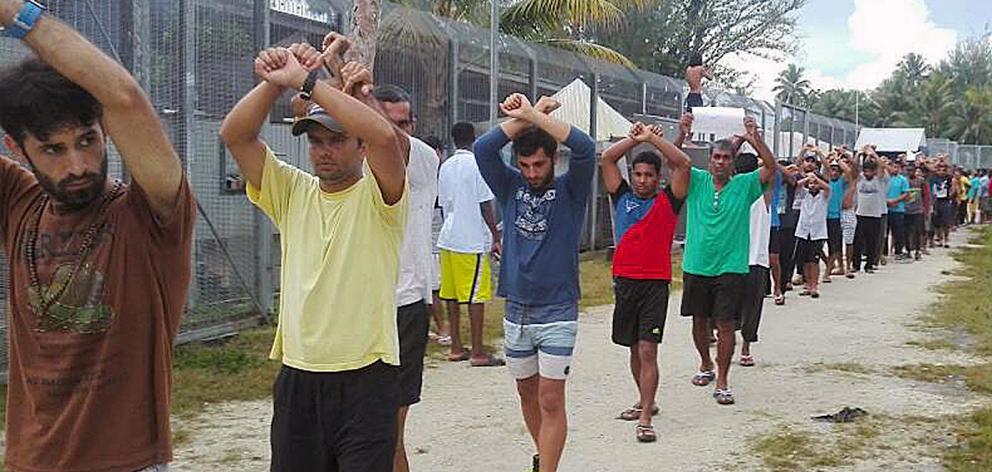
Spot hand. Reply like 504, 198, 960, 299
500, 93, 535, 120
321, 31, 351, 84
784, 164, 800, 174
254, 48, 308, 89
340, 61, 373, 98
535, 96, 561, 114
288, 42, 322, 71
678, 112, 694, 136
743, 116, 760, 140
492, 239, 502, 262
629, 122, 653, 143
649, 124, 664, 138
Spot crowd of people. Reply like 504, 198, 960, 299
0, 4, 985, 472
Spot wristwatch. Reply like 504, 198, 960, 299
3, 1, 46, 39
298, 70, 319, 101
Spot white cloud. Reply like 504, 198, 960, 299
839, 0, 956, 90
722, 0, 959, 100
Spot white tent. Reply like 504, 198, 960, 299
855, 128, 927, 153
549, 79, 632, 141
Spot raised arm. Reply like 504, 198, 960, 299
221, 44, 322, 189
738, 116, 776, 184
673, 112, 693, 149
500, 94, 571, 143
499, 96, 561, 140
3, 1, 187, 220
601, 135, 637, 195
634, 123, 691, 199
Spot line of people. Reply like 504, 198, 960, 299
0, 6, 971, 471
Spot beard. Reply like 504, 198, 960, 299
32, 156, 109, 211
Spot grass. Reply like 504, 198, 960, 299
802, 362, 873, 375
914, 226, 992, 470
749, 419, 900, 471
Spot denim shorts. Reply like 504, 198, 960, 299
503, 300, 578, 380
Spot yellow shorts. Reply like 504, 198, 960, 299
439, 250, 492, 304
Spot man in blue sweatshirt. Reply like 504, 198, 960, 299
474, 93, 595, 472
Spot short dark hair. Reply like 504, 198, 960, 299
688, 52, 703, 67
451, 122, 476, 149
711, 139, 735, 157
422, 135, 443, 151
734, 152, 759, 174
863, 159, 878, 171
631, 151, 662, 174
513, 126, 557, 159
0, 57, 103, 147
372, 84, 411, 104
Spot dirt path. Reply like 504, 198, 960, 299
173, 230, 987, 471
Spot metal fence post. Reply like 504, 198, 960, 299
448, 37, 459, 131
253, 0, 275, 315
177, 0, 198, 310
589, 72, 599, 250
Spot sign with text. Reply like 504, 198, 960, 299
270, 0, 331, 23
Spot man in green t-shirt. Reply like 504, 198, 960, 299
673, 114, 777, 406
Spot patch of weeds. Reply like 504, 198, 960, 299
172, 326, 280, 418
750, 427, 819, 471
906, 338, 957, 351
803, 362, 873, 375
945, 407, 992, 471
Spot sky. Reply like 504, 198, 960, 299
719, 0, 991, 101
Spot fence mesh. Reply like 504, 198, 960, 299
4, 0, 987, 373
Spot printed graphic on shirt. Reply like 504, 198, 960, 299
514, 187, 556, 241
22, 225, 115, 334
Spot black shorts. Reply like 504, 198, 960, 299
271, 362, 399, 472
826, 218, 843, 254
769, 227, 784, 255
934, 200, 955, 228
612, 277, 670, 347
737, 265, 769, 343
794, 237, 824, 264
680, 272, 746, 322
397, 300, 430, 406
685, 92, 704, 111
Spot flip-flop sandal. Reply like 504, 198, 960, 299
799, 290, 811, 296
691, 370, 716, 387
845, 273, 855, 279
618, 404, 660, 421
739, 355, 755, 367
470, 354, 506, 367
774, 294, 785, 306
447, 351, 470, 362
822, 278, 832, 283
811, 292, 820, 299
713, 388, 735, 405
635, 424, 657, 443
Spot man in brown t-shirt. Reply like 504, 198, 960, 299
0, 2, 194, 471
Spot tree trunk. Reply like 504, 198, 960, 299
346, 0, 381, 71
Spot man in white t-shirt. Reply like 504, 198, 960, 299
369, 85, 440, 472
438, 122, 504, 366
733, 153, 771, 367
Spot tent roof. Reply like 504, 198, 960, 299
550, 79, 632, 141
855, 128, 927, 152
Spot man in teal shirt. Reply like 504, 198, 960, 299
673, 114, 777, 405
886, 161, 911, 260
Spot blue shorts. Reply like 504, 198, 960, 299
503, 300, 578, 380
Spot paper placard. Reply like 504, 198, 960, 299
691, 107, 746, 139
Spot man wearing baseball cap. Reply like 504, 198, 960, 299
221, 42, 408, 471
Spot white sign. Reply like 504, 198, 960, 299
271, 0, 331, 23
692, 107, 746, 140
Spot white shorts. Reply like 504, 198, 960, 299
841, 209, 857, 245
503, 301, 578, 381
431, 252, 441, 292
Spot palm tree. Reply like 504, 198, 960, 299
914, 73, 953, 138
949, 86, 992, 144
773, 64, 813, 106
897, 53, 930, 88
390, 0, 657, 65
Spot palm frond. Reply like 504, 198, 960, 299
540, 38, 635, 67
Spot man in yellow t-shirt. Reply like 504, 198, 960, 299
220, 42, 408, 472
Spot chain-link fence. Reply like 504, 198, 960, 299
926, 139, 992, 169
2, 0, 946, 372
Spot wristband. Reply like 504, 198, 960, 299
298, 70, 319, 101
3, 1, 45, 39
